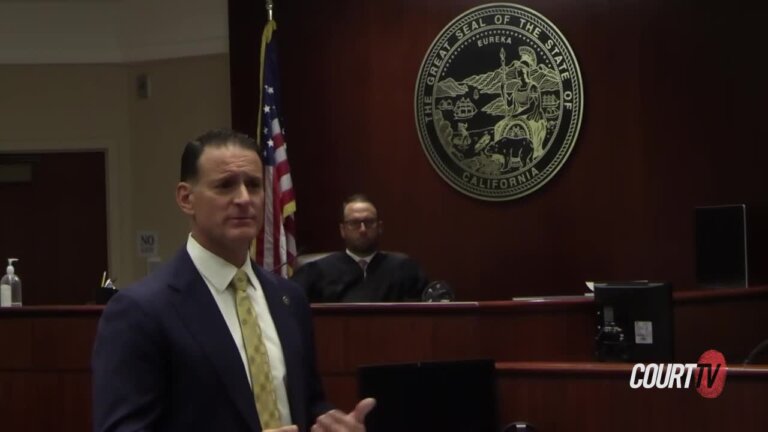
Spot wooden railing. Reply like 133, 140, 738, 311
1, 287, 766, 431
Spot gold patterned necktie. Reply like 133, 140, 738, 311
231, 269, 282, 429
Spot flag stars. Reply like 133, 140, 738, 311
267, 139, 274, 148
265, 86, 274, 94
263, 105, 271, 114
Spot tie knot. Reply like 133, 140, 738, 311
231, 269, 249, 292
358, 259, 368, 271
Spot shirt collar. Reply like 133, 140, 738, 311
346, 249, 377, 263
187, 234, 260, 292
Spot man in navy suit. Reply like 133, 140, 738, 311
92, 129, 374, 432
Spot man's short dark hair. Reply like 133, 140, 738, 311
341, 193, 378, 221
180, 128, 262, 182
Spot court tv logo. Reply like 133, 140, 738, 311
629, 350, 727, 398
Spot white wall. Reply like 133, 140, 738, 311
0, 2, 121, 63
0, 0, 228, 64
0, 0, 232, 286
127, 54, 231, 279
0, 64, 133, 283
119, 0, 229, 62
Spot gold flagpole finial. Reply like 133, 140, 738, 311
266, 0, 274, 21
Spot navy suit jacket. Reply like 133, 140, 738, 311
92, 248, 331, 432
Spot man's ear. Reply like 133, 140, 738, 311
176, 182, 195, 216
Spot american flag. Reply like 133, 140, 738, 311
253, 20, 296, 277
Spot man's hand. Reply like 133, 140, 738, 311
311, 398, 376, 432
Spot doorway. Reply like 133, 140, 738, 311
0, 152, 108, 305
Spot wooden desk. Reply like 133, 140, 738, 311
314, 287, 768, 368
312, 287, 768, 411
0, 306, 101, 432
0, 288, 766, 431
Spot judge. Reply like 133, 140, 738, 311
292, 194, 428, 303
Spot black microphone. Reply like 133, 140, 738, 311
421, 280, 455, 302
744, 338, 768, 364
269, 246, 308, 276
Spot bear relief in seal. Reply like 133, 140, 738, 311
415, 3, 583, 201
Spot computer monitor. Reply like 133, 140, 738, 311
695, 204, 748, 288
594, 281, 673, 362
358, 359, 498, 432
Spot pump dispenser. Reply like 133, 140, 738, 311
0, 258, 21, 307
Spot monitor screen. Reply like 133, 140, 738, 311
695, 204, 748, 288
594, 281, 673, 362
358, 359, 498, 432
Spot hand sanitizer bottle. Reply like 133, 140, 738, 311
0, 258, 22, 307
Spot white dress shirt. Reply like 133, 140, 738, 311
345, 249, 377, 262
346, 250, 377, 277
187, 235, 292, 426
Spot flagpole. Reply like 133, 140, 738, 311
252, 0, 275, 262
257, 4, 277, 149
266, 0, 274, 22
253, 0, 297, 276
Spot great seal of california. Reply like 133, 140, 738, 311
415, 3, 583, 201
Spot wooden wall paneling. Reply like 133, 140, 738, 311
229, 0, 768, 300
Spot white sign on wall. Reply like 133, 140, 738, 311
137, 230, 159, 257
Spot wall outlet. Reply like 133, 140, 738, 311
136, 73, 151, 99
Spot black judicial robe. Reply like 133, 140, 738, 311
291, 252, 428, 303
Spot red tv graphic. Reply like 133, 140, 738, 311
696, 349, 727, 398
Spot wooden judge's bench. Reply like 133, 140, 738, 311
1, 287, 767, 431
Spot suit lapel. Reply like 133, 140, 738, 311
168, 250, 261, 431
